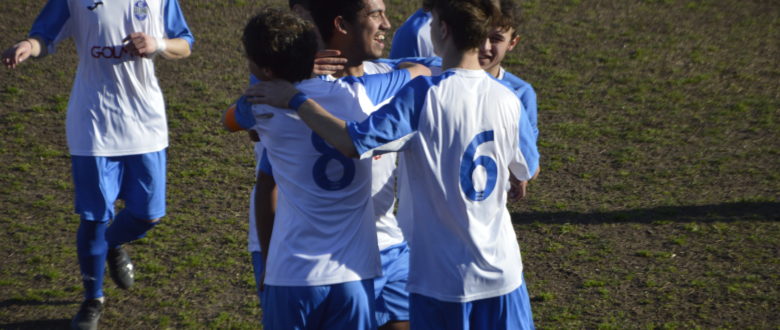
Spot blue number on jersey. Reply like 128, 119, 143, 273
311, 132, 355, 191
460, 130, 498, 201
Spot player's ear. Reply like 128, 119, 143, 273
334, 16, 349, 35
507, 34, 520, 51
438, 19, 449, 42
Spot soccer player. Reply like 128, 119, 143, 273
1, 1, 194, 329
223, 8, 426, 328
388, 7, 435, 59
305, 1, 425, 328
481, 0, 540, 192
246, 0, 537, 328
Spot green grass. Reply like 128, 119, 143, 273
1, 0, 778, 328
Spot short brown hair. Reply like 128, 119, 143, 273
496, 0, 521, 37
242, 7, 318, 83
423, 0, 501, 50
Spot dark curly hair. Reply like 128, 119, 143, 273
242, 7, 319, 83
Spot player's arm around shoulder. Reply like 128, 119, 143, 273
397, 62, 431, 79
245, 79, 359, 159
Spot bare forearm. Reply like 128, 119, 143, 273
297, 99, 358, 158
159, 38, 191, 59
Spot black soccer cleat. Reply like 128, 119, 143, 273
71, 299, 103, 330
107, 246, 135, 289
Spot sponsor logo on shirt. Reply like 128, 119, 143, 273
133, 0, 149, 21
91, 45, 137, 59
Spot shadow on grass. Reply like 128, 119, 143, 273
0, 319, 70, 329
511, 201, 780, 224
0, 299, 76, 308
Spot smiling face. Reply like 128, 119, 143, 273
479, 27, 520, 77
347, 0, 391, 61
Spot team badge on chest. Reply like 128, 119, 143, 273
133, 0, 150, 20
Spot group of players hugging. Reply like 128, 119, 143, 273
2, 0, 540, 329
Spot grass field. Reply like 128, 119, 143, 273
1, 0, 778, 328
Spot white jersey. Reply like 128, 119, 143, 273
246, 65, 415, 253
347, 68, 532, 302
29, 0, 194, 156
322, 64, 416, 251
230, 73, 410, 286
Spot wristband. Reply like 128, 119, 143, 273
288, 92, 309, 111
153, 37, 167, 55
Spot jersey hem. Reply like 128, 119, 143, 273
407, 277, 523, 303
265, 270, 381, 287
68, 144, 168, 157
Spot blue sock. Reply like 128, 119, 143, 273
105, 209, 159, 249
77, 220, 108, 300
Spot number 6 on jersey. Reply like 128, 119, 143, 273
460, 130, 498, 201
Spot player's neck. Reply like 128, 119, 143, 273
333, 63, 365, 78
485, 65, 501, 78
441, 49, 482, 71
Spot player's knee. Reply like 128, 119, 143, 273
144, 217, 162, 224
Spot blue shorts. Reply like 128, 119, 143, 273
409, 274, 534, 330
71, 150, 166, 222
251, 251, 266, 308
262, 279, 376, 330
374, 242, 410, 325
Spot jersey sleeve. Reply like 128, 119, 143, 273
518, 84, 539, 140
28, 0, 72, 53
517, 104, 539, 177
249, 74, 260, 86
347, 77, 431, 159
163, 0, 195, 48
224, 96, 257, 131
389, 9, 429, 59
346, 69, 411, 106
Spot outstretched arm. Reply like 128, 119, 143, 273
1, 37, 44, 69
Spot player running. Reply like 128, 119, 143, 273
2, 1, 194, 329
